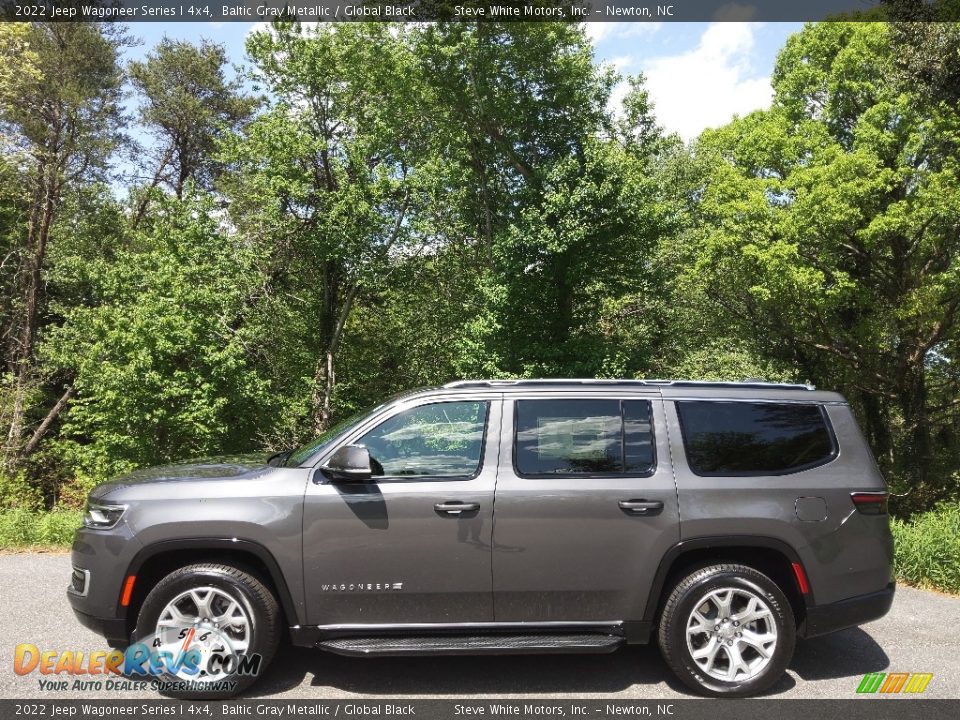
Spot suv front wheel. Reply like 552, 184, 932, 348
657, 563, 795, 697
133, 563, 282, 699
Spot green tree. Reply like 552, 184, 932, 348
0, 22, 126, 470
410, 24, 672, 378
42, 193, 272, 493
0, 25, 41, 108
223, 23, 427, 438
128, 38, 256, 225
685, 22, 960, 509
413, 22, 615, 252
465, 136, 673, 378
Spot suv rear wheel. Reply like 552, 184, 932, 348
657, 563, 795, 697
133, 563, 282, 699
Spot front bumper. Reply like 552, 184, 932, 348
66, 523, 141, 646
802, 581, 895, 638
70, 607, 129, 648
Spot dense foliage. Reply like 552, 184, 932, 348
892, 504, 960, 593
0, 19, 958, 516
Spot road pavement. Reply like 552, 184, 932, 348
1, 553, 957, 699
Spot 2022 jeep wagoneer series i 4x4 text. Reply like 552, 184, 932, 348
68, 379, 894, 698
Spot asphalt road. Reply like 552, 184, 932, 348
1, 553, 957, 700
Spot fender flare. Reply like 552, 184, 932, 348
641, 534, 814, 625
123, 538, 301, 626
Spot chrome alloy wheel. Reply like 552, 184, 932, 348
685, 586, 778, 682
154, 586, 251, 681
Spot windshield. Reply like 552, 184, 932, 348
284, 408, 373, 467
284, 389, 424, 467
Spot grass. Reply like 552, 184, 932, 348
891, 503, 960, 595
0, 506, 958, 596
0, 508, 82, 549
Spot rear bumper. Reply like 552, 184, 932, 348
802, 581, 895, 638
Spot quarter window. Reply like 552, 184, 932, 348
356, 401, 488, 478
676, 401, 835, 476
514, 399, 656, 476
624, 400, 656, 472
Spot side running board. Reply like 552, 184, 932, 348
318, 633, 625, 657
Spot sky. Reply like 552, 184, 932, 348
125, 21, 803, 142
587, 22, 802, 139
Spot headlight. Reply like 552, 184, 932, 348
83, 502, 127, 529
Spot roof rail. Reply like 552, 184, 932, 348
650, 379, 816, 391
444, 379, 651, 389
443, 379, 815, 391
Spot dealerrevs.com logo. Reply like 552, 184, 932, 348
14, 627, 262, 694
856, 672, 934, 694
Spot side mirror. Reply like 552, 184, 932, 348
320, 444, 373, 482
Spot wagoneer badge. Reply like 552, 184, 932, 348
320, 582, 404, 592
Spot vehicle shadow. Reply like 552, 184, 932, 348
789, 627, 889, 681
245, 644, 690, 698
244, 627, 888, 698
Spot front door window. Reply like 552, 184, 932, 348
357, 401, 489, 479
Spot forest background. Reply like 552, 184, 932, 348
1, 5, 958, 589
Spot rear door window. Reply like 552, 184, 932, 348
514, 398, 656, 477
676, 401, 836, 476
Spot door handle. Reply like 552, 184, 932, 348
619, 499, 664, 515
434, 501, 480, 516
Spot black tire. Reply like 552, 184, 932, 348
657, 563, 795, 697
133, 563, 282, 699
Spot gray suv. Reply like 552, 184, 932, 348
68, 379, 894, 698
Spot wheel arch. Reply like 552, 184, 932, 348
643, 536, 812, 633
121, 538, 300, 638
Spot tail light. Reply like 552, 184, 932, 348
851, 491, 889, 515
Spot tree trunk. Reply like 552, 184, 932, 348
4, 154, 61, 468
311, 350, 336, 437
131, 144, 175, 231
22, 385, 75, 457
308, 196, 409, 435
859, 391, 893, 464
896, 362, 932, 500
311, 281, 358, 435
